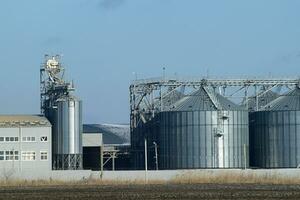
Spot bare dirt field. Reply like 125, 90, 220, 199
1, 184, 300, 200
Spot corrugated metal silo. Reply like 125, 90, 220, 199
250, 88, 300, 168
52, 96, 83, 170
131, 90, 183, 170
248, 90, 279, 167
158, 87, 249, 169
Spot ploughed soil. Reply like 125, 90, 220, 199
1, 184, 300, 200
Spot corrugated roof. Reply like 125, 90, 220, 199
168, 87, 245, 111
0, 115, 51, 127
83, 124, 130, 145
247, 91, 279, 112
262, 87, 300, 111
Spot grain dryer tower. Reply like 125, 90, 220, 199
40, 55, 83, 170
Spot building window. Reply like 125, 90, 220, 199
3, 151, 19, 161
22, 136, 36, 142
21, 151, 36, 161
40, 136, 48, 142
14, 151, 19, 160
0, 151, 4, 160
40, 151, 48, 161
2, 137, 19, 142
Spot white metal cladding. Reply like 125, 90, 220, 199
0, 126, 52, 172
250, 111, 300, 168
158, 111, 249, 169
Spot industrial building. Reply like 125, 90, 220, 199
0, 55, 133, 177
0, 115, 52, 173
2, 54, 300, 181
130, 77, 300, 169
0, 55, 84, 180
82, 124, 130, 171
82, 131, 102, 171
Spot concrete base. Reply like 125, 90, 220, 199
2, 169, 300, 182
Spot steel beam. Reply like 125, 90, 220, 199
130, 77, 300, 129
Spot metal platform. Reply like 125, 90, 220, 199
130, 76, 300, 129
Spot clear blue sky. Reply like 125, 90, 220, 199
0, 0, 299, 123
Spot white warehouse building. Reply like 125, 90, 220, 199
0, 115, 52, 175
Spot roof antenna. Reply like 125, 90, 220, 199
162, 67, 166, 82
206, 68, 210, 79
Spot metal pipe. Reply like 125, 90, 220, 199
160, 86, 163, 111
153, 142, 158, 170
245, 87, 249, 110
112, 152, 115, 171
144, 138, 148, 183
69, 101, 75, 154
244, 143, 247, 170
255, 85, 259, 111
100, 147, 103, 179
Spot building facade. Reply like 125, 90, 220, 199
0, 115, 52, 175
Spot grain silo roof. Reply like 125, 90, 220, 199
247, 90, 279, 112
169, 87, 245, 111
262, 87, 300, 111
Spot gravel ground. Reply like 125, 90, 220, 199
1, 184, 300, 200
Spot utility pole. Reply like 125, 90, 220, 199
144, 138, 148, 183
244, 143, 247, 170
100, 138, 103, 179
112, 152, 116, 171
153, 142, 158, 170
